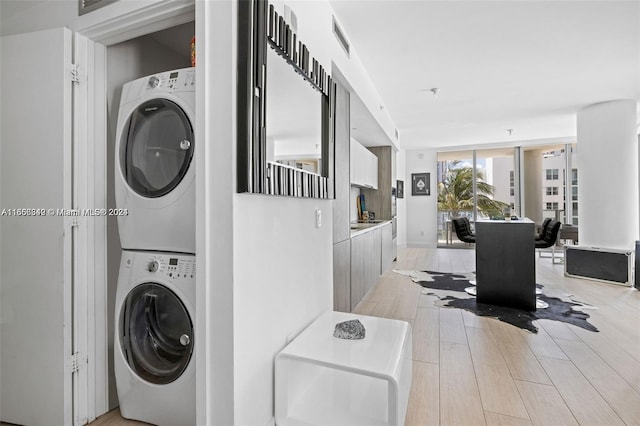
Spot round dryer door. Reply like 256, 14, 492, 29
120, 99, 194, 198
120, 283, 193, 384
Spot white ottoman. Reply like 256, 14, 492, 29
275, 311, 413, 425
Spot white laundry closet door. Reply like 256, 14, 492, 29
0, 27, 74, 426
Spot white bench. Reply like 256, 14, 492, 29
275, 311, 413, 425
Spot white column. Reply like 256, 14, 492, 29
577, 99, 638, 250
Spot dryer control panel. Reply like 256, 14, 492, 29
142, 67, 195, 93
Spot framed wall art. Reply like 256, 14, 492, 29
411, 173, 430, 196
396, 180, 404, 198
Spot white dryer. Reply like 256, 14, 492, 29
115, 67, 195, 254
114, 250, 196, 426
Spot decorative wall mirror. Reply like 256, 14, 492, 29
238, 0, 335, 198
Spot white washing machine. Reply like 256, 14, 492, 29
115, 67, 195, 254
114, 250, 196, 426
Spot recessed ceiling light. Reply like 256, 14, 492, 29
419, 88, 439, 99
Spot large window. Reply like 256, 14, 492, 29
437, 144, 578, 247
437, 148, 514, 247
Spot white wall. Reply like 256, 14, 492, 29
405, 149, 438, 247
0, 0, 78, 37
233, 195, 333, 426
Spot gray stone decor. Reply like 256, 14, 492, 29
333, 319, 366, 340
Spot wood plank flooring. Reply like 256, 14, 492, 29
353, 247, 640, 426
91, 246, 640, 426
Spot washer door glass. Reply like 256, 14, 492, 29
120, 99, 194, 198
120, 283, 193, 384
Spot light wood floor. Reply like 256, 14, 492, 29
92, 247, 640, 426
355, 247, 640, 426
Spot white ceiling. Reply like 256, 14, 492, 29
329, 0, 640, 151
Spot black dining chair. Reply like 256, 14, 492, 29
535, 217, 552, 241
535, 219, 562, 264
535, 220, 561, 249
451, 217, 478, 295
451, 217, 476, 244
534, 220, 562, 308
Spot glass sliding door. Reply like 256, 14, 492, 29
437, 151, 474, 247
437, 148, 513, 248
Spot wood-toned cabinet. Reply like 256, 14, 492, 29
333, 239, 351, 313
333, 83, 351, 244
349, 232, 367, 311
381, 222, 394, 274
332, 82, 352, 313
350, 229, 381, 311
350, 227, 385, 311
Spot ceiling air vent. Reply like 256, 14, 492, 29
332, 17, 350, 57
79, 0, 117, 16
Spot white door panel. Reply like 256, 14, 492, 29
0, 27, 73, 426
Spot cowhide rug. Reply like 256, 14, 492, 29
394, 269, 598, 333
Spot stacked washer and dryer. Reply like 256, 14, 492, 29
113, 67, 196, 426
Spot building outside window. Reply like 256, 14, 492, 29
509, 170, 514, 196
571, 168, 578, 225
546, 168, 559, 180
546, 186, 558, 195
546, 202, 559, 210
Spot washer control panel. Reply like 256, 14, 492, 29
142, 254, 196, 281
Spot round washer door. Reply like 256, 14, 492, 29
120, 283, 193, 384
120, 99, 194, 198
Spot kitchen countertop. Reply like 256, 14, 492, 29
350, 220, 392, 237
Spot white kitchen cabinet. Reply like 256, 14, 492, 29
350, 139, 378, 189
